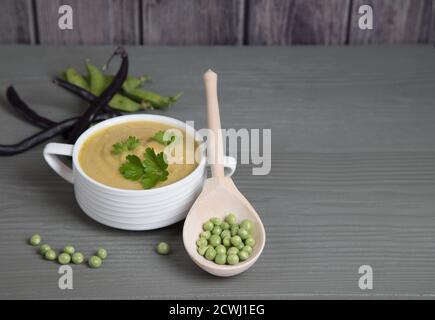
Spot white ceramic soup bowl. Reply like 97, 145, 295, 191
43, 114, 236, 231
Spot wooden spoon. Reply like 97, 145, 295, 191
182, 70, 266, 277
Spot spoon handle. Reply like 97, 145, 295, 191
203, 69, 225, 178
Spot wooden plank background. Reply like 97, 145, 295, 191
0, 0, 433, 45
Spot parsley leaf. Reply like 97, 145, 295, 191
142, 147, 169, 180
119, 155, 144, 181
112, 136, 140, 154
152, 130, 175, 146
118, 147, 169, 189
140, 175, 159, 189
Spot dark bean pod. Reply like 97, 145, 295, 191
52, 78, 121, 116
67, 47, 129, 143
6, 86, 56, 128
0, 114, 112, 156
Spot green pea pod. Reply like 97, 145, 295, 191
85, 59, 105, 96
125, 88, 183, 109
108, 93, 143, 112
104, 75, 150, 91
122, 75, 151, 92
65, 67, 90, 90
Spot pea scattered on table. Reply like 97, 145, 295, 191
89, 256, 102, 268
58, 252, 71, 265
63, 245, 75, 255
72, 252, 85, 264
39, 244, 51, 256
44, 249, 57, 261
29, 234, 41, 246
156, 242, 170, 255
196, 213, 255, 266
97, 248, 108, 260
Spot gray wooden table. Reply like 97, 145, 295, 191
1, 45, 435, 299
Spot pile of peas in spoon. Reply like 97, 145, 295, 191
196, 213, 256, 265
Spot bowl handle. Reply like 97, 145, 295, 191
223, 156, 236, 177
43, 143, 74, 184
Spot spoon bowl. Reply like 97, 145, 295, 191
182, 70, 266, 276
183, 177, 266, 276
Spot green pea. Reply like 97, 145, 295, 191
72, 252, 84, 264
58, 253, 71, 265
242, 245, 253, 255
231, 235, 242, 247
225, 213, 237, 225
227, 254, 239, 265
222, 236, 231, 247
200, 231, 211, 240
214, 254, 227, 265
221, 222, 230, 230
197, 245, 209, 256
238, 250, 249, 261
212, 226, 222, 236
209, 235, 221, 247
236, 243, 244, 250
203, 221, 214, 231
196, 238, 208, 247
215, 245, 226, 255
156, 242, 170, 255
65, 67, 89, 90
85, 60, 105, 95
29, 234, 41, 246
39, 244, 51, 255
220, 230, 231, 239
245, 237, 256, 247
88, 256, 102, 268
44, 249, 57, 261
240, 219, 254, 233
227, 247, 239, 256
238, 228, 249, 240
230, 225, 239, 236
205, 247, 217, 261
97, 248, 108, 260
63, 245, 75, 255
210, 217, 222, 226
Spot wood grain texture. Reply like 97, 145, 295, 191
141, 0, 245, 45
0, 0, 34, 44
0, 45, 435, 298
349, 0, 434, 44
35, 0, 140, 45
247, 0, 351, 45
